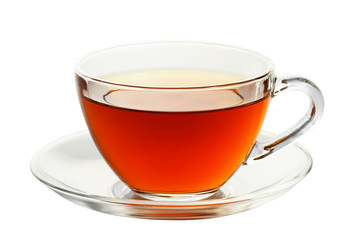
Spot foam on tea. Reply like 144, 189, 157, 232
78, 69, 270, 194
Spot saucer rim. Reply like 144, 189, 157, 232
31, 130, 312, 207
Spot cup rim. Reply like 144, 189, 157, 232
75, 41, 275, 90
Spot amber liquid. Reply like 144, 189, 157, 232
79, 70, 270, 194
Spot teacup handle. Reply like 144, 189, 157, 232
246, 77, 324, 164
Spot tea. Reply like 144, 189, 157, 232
78, 70, 270, 194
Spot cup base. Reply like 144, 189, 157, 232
111, 181, 226, 202
133, 189, 219, 201
110, 176, 219, 201
110, 181, 218, 201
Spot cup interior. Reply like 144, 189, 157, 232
76, 42, 274, 88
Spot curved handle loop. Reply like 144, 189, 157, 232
245, 77, 324, 164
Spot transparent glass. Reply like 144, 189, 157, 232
30, 131, 313, 219
74, 42, 324, 201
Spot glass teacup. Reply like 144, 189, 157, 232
75, 42, 324, 201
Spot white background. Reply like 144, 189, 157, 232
1, 0, 359, 239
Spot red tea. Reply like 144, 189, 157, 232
78, 70, 270, 194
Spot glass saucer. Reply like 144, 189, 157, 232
31, 131, 312, 220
